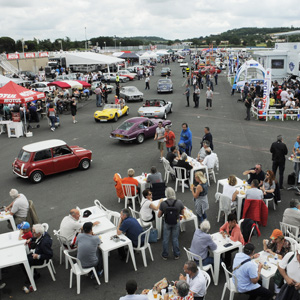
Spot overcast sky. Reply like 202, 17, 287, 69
1, 0, 299, 42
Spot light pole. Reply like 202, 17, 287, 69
104, 41, 106, 51
58, 39, 63, 51
119, 42, 121, 50
85, 27, 87, 51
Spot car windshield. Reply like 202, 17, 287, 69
158, 80, 170, 84
104, 104, 120, 109
126, 87, 137, 92
17, 149, 31, 162
117, 121, 135, 131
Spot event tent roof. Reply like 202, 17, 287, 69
119, 52, 139, 59
64, 52, 125, 66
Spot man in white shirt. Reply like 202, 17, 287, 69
245, 180, 264, 200
202, 148, 217, 169
280, 88, 289, 105
119, 280, 148, 300
179, 260, 206, 300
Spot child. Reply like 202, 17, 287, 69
18, 221, 33, 240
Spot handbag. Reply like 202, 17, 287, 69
148, 228, 158, 243
273, 254, 294, 288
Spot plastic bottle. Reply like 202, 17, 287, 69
168, 284, 172, 295
274, 254, 278, 261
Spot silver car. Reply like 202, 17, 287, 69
91, 81, 114, 94
120, 86, 144, 102
102, 73, 129, 83
138, 99, 173, 119
157, 78, 173, 93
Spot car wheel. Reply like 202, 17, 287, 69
136, 134, 145, 144
169, 106, 173, 113
94, 118, 100, 122
30, 171, 44, 184
140, 97, 143, 102
79, 158, 90, 170
164, 111, 167, 119
126, 108, 129, 115
114, 114, 118, 122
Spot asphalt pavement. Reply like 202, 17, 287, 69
0, 57, 299, 300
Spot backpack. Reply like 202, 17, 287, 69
164, 200, 178, 225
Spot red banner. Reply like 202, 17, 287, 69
39, 52, 48, 57
24, 52, 35, 58
6, 53, 20, 60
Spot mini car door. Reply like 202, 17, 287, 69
32, 149, 55, 175
52, 145, 79, 173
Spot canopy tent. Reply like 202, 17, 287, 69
64, 52, 125, 66
138, 51, 157, 64
48, 80, 91, 89
0, 81, 45, 132
0, 75, 11, 87
155, 50, 169, 56
119, 52, 139, 59
112, 52, 124, 57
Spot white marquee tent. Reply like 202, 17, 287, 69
139, 51, 158, 64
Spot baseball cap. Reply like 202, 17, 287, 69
17, 221, 30, 230
270, 229, 283, 240
83, 210, 92, 218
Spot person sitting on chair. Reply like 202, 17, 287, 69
245, 179, 264, 200
140, 189, 163, 223
147, 166, 163, 186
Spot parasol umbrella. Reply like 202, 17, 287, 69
0, 81, 45, 133
47, 81, 72, 89
47, 80, 91, 89
75, 80, 91, 88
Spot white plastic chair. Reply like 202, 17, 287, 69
106, 210, 121, 226
162, 157, 173, 183
220, 262, 239, 300
264, 197, 276, 210
284, 236, 298, 251
126, 226, 154, 267
208, 168, 216, 183
179, 208, 198, 232
129, 207, 152, 228
53, 229, 77, 269
64, 250, 100, 294
30, 259, 56, 282
42, 223, 49, 232
121, 184, 140, 211
201, 269, 211, 290
184, 247, 215, 284
174, 166, 188, 193
280, 222, 300, 242
217, 194, 235, 223
94, 199, 109, 214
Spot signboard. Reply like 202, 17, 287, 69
262, 68, 272, 112
6, 53, 19, 60
24, 52, 35, 58
39, 52, 49, 57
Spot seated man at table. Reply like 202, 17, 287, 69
190, 220, 217, 266
5, 189, 29, 228
243, 164, 265, 186
59, 208, 99, 246
179, 260, 206, 300
76, 222, 103, 278
197, 140, 210, 162
166, 146, 181, 168
119, 279, 148, 300
117, 208, 144, 259
26, 224, 53, 275
232, 243, 272, 300
147, 166, 163, 186
176, 153, 193, 188
122, 168, 140, 195
202, 147, 217, 170
282, 199, 300, 228
245, 179, 264, 200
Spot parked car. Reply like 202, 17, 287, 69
102, 73, 129, 83
180, 62, 188, 67
118, 70, 136, 80
110, 117, 172, 144
91, 81, 114, 94
30, 82, 55, 94
12, 139, 92, 183
120, 86, 144, 101
20, 71, 36, 81
138, 99, 172, 119
157, 78, 173, 93
161, 67, 171, 76
94, 104, 129, 122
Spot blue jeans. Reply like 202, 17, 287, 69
96, 94, 102, 107
197, 212, 207, 224
162, 222, 180, 257
202, 256, 214, 266
166, 147, 172, 153
49, 116, 55, 129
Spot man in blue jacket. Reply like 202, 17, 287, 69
178, 123, 192, 156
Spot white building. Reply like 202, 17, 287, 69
253, 43, 300, 81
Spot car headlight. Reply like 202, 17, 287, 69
110, 114, 113, 117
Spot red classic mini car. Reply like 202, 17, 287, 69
12, 139, 92, 183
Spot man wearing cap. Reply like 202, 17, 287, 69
59, 209, 99, 245
282, 199, 300, 228
233, 243, 272, 299
76, 222, 103, 277
18, 221, 33, 240
5, 189, 29, 228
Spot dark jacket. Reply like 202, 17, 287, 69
31, 232, 53, 261
270, 141, 288, 163
201, 132, 214, 150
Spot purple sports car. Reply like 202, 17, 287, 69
110, 117, 172, 144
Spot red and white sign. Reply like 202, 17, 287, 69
39, 52, 49, 57
7, 53, 20, 60
24, 52, 35, 58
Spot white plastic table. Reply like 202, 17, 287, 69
187, 157, 209, 186
211, 232, 243, 285
99, 229, 137, 283
0, 244, 36, 291
0, 210, 17, 231
216, 177, 244, 194
91, 217, 116, 235
79, 205, 108, 221
0, 230, 25, 249
134, 175, 149, 195
0, 120, 13, 135
253, 251, 279, 289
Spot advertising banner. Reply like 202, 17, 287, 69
262, 68, 272, 112
6, 53, 20, 60
24, 52, 35, 58
39, 52, 49, 57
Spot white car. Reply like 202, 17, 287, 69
120, 86, 144, 102
138, 99, 173, 119
180, 62, 188, 67
30, 82, 55, 94
118, 70, 137, 80
178, 59, 184, 63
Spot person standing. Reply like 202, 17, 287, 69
70, 97, 77, 124
94, 84, 102, 107
47, 103, 56, 132
182, 67, 186, 78
158, 187, 185, 260
154, 121, 165, 162
186, 66, 190, 78
270, 135, 288, 189
214, 72, 218, 85
194, 85, 200, 108
292, 135, 300, 193
102, 84, 109, 104
145, 76, 150, 90
164, 125, 176, 152
184, 84, 190, 107
205, 87, 213, 110
244, 93, 252, 121
201, 127, 213, 151
178, 123, 192, 156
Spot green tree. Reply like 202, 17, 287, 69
0, 37, 15, 53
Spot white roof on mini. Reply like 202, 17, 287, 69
23, 139, 66, 152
